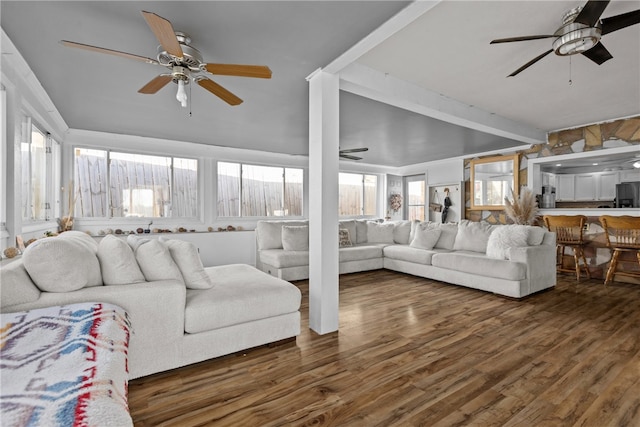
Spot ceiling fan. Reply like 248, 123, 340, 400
490, 0, 640, 77
339, 147, 368, 161
60, 11, 271, 106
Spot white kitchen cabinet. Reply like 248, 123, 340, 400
555, 175, 575, 201
574, 174, 597, 200
596, 172, 619, 200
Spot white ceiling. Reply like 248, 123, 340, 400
2, 1, 639, 167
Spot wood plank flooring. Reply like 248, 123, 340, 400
128, 271, 640, 426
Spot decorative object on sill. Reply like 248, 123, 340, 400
3, 247, 20, 259
385, 210, 392, 221
44, 231, 59, 237
25, 238, 38, 248
59, 180, 78, 232
389, 194, 403, 212
137, 227, 144, 234
227, 225, 236, 231
504, 187, 539, 225
208, 226, 214, 232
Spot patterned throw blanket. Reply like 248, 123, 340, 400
1, 303, 132, 427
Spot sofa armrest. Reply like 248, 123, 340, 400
509, 241, 557, 294
3, 280, 186, 378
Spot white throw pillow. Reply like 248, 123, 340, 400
367, 222, 395, 244
339, 228, 353, 247
410, 227, 442, 250
59, 230, 98, 253
486, 225, 530, 259
453, 220, 495, 253
160, 238, 213, 289
355, 220, 369, 244
339, 220, 357, 245
435, 223, 459, 250
98, 235, 145, 286
133, 239, 184, 284
281, 225, 309, 251
392, 221, 412, 244
526, 225, 546, 246
126, 234, 150, 252
23, 235, 103, 292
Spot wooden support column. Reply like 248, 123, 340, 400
307, 69, 339, 334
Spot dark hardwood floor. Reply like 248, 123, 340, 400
129, 270, 640, 426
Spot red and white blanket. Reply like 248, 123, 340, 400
1, 302, 132, 427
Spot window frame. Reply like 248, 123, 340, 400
405, 174, 426, 221
21, 118, 58, 224
72, 146, 199, 220
216, 161, 304, 219
338, 172, 379, 218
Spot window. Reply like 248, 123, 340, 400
21, 120, 57, 221
339, 172, 377, 216
74, 148, 198, 218
405, 175, 425, 221
217, 162, 303, 217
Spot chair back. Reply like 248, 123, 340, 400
599, 215, 640, 250
543, 215, 587, 245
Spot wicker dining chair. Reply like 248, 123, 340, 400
543, 215, 590, 282
599, 215, 640, 285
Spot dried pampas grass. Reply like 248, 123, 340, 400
504, 187, 538, 225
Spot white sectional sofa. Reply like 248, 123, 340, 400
1, 231, 302, 380
256, 219, 557, 299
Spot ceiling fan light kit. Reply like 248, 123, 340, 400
490, 0, 640, 77
60, 10, 272, 108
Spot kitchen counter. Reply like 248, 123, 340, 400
538, 208, 639, 217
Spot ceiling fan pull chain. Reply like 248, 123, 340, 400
569, 56, 572, 86
189, 79, 193, 117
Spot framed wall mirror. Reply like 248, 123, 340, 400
470, 154, 519, 210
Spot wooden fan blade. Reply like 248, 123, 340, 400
196, 78, 243, 106
204, 64, 272, 79
59, 40, 158, 64
340, 147, 369, 154
573, 0, 610, 27
340, 154, 362, 161
582, 43, 613, 65
138, 75, 173, 94
490, 35, 555, 44
508, 49, 553, 77
141, 11, 184, 58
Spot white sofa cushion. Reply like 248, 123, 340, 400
260, 249, 309, 268
526, 225, 546, 246
98, 235, 145, 286
128, 237, 184, 285
339, 220, 357, 245
281, 225, 309, 251
256, 220, 308, 250
432, 252, 527, 281
0, 260, 41, 308
160, 238, 213, 289
184, 264, 301, 333
355, 220, 369, 244
383, 245, 436, 265
339, 245, 384, 262
453, 220, 495, 253
22, 235, 103, 292
367, 222, 395, 244
392, 220, 412, 244
486, 225, 530, 260
410, 226, 442, 250
60, 230, 99, 253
